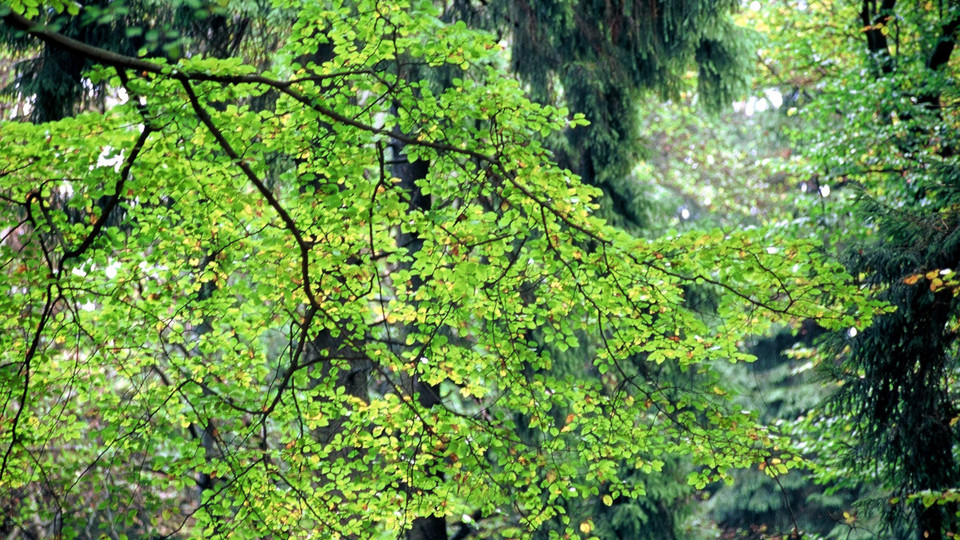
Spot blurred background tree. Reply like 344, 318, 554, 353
702, 1, 960, 538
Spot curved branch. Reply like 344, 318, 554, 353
1, 10, 611, 247
0, 285, 58, 483
178, 77, 320, 310
57, 121, 153, 276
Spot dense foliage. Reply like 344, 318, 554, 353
708, 1, 960, 538
476, 0, 756, 231
769, 0, 960, 537
0, 1, 888, 538
6, 0, 960, 538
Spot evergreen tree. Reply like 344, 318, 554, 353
754, 1, 960, 537
454, 0, 755, 231
0, 0, 257, 122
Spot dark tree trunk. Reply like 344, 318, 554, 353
390, 134, 447, 540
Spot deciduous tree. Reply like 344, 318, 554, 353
0, 1, 882, 537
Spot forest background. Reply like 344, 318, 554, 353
0, 0, 957, 539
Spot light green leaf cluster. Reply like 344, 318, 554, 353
0, 0, 886, 537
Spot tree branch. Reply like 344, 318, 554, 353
1, 10, 611, 248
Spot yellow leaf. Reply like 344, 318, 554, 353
903, 274, 921, 285
579, 521, 592, 534
602, 495, 613, 506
